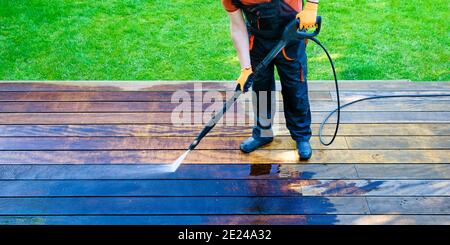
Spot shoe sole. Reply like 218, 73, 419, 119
299, 153, 312, 161
240, 139, 273, 153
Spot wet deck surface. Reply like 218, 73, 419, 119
0, 80, 449, 225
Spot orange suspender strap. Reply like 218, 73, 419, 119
249, 34, 255, 50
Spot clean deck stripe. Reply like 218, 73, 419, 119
1, 197, 446, 215
0, 197, 369, 215
0, 179, 448, 197
0, 164, 360, 180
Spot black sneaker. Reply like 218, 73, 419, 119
297, 141, 312, 160
240, 136, 273, 153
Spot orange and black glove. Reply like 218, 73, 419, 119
296, 0, 318, 30
236, 67, 254, 93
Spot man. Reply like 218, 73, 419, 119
222, 0, 319, 160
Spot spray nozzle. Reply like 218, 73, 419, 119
188, 140, 199, 151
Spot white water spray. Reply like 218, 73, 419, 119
134, 150, 190, 175
166, 149, 191, 172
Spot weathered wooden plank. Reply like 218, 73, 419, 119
1, 80, 448, 92
319, 81, 450, 91
1, 90, 447, 104
367, 197, 450, 214
0, 91, 450, 106
326, 100, 450, 111
0, 197, 369, 215
0, 81, 244, 92
300, 180, 450, 196
1, 179, 448, 197
346, 136, 450, 149
333, 91, 450, 102
0, 91, 331, 102
1, 100, 449, 112
0, 124, 448, 137
0, 101, 186, 113
0, 112, 243, 124
0, 164, 359, 180
333, 214, 450, 225
1, 111, 449, 124
0, 124, 247, 136
355, 164, 450, 179
0, 214, 448, 225
0, 81, 199, 92
0, 136, 348, 150
0, 149, 448, 164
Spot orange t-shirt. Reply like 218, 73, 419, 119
221, 0, 302, 13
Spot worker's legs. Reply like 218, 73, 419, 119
240, 37, 276, 153
275, 39, 312, 159
251, 52, 276, 139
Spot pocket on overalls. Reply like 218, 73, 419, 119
256, 5, 278, 30
281, 43, 299, 62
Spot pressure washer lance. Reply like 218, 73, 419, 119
171, 16, 450, 171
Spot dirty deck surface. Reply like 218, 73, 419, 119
0, 80, 449, 225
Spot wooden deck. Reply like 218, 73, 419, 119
0, 80, 449, 225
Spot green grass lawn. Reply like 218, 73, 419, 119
0, 0, 449, 81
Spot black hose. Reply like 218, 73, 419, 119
308, 37, 340, 146
308, 37, 450, 146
